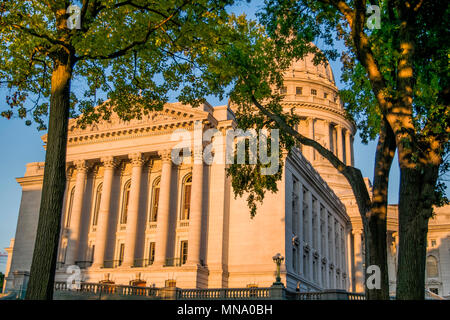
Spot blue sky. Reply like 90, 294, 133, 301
0, 0, 447, 273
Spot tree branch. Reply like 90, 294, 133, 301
250, 95, 372, 219
76, 0, 191, 62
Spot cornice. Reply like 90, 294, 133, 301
286, 148, 348, 222
16, 175, 44, 188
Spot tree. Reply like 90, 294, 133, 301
191, 14, 393, 298
0, 0, 236, 300
208, 0, 449, 299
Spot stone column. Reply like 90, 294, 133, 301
153, 150, 172, 266
298, 183, 304, 276
345, 130, 352, 166
187, 151, 204, 266
330, 217, 336, 288
346, 230, 353, 291
65, 160, 88, 266
324, 211, 329, 288
336, 125, 343, 162
122, 153, 144, 267
92, 156, 118, 268
307, 118, 315, 161
307, 191, 313, 278
316, 200, 322, 286
353, 229, 364, 293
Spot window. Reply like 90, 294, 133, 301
429, 288, 439, 295
58, 240, 68, 264
431, 239, 437, 247
296, 87, 303, 95
280, 86, 287, 94
180, 241, 188, 265
118, 243, 125, 266
324, 92, 328, 99
303, 251, 309, 278
321, 265, 327, 287
148, 242, 155, 264
181, 175, 192, 220
292, 177, 299, 232
150, 178, 160, 222
120, 180, 131, 225
293, 248, 298, 271
302, 188, 308, 243
320, 206, 326, 254
313, 259, 318, 282
426, 256, 439, 278
311, 89, 317, 96
92, 183, 102, 227
65, 187, 75, 228
89, 245, 95, 262
312, 197, 317, 248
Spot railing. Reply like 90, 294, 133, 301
178, 221, 189, 228
296, 292, 323, 300
291, 290, 366, 300
54, 282, 366, 301
102, 260, 122, 268
75, 261, 93, 269
133, 258, 154, 267
178, 287, 272, 300
54, 282, 161, 298
347, 292, 366, 300
164, 258, 182, 267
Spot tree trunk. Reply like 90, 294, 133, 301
25, 60, 72, 300
365, 118, 396, 300
396, 165, 439, 300
250, 96, 393, 299
365, 214, 389, 299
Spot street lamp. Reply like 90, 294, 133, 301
272, 253, 284, 285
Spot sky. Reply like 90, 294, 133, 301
0, 0, 447, 274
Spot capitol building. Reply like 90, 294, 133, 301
3, 54, 450, 298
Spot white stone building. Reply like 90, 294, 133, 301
3, 54, 450, 297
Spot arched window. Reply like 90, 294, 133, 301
426, 256, 439, 278
120, 180, 131, 225
92, 183, 102, 227
65, 187, 75, 228
149, 177, 160, 222
181, 174, 192, 220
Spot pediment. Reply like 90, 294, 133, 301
67, 102, 212, 136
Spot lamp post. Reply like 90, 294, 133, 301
272, 253, 284, 285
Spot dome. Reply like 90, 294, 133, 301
285, 52, 336, 87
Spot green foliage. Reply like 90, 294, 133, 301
194, 15, 301, 215
0, 0, 236, 129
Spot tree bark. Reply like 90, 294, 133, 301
396, 165, 439, 300
25, 58, 73, 300
366, 118, 396, 300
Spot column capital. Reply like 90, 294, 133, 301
158, 150, 172, 164
345, 129, 351, 137
74, 159, 88, 173
66, 165, 75, 179
351, 229, 363, 236
101, 156, 119, 169
129, 152, 144, 167
148, 158, 155, 170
